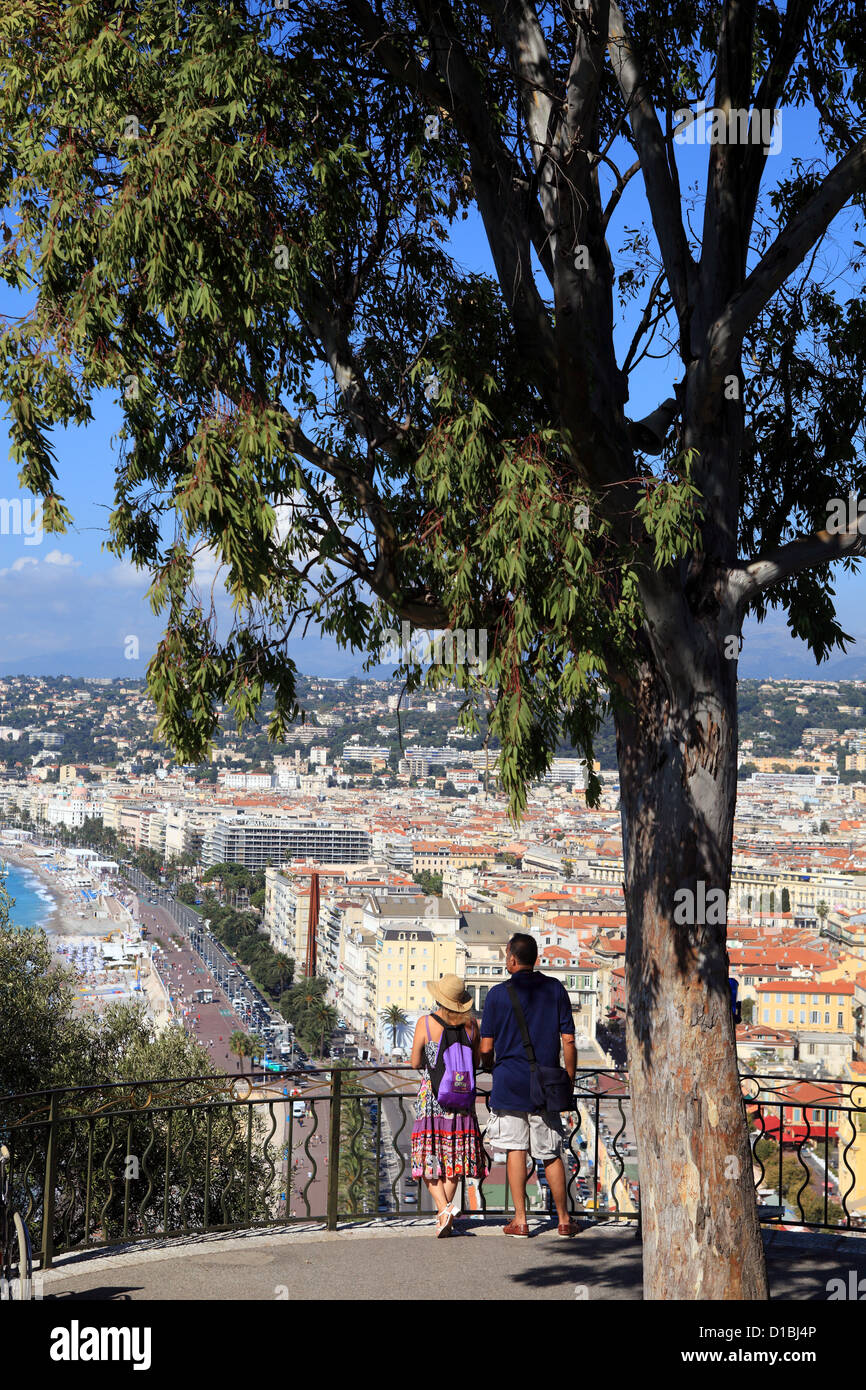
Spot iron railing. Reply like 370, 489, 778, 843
1, 1064, 864, 1269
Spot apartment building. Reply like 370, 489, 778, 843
542, 759, 589, 789
458, 911, 511, 1011
361, 893, 460, 938
340, 925, 376, 1032
164, 806, 223, 861
411, 842, 492, 874
370, 927, 466, 1048
263, 865, 377, 964
756, 981, 856, 1065
219, 770, 275, 791
384, 837, 413, 872
577, 852, 866, 919
204, 816, 371, 868
263, 867, 339, 962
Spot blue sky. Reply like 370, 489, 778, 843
0, 83, 863, 682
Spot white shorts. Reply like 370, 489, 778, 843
485, 1108, 565, 1162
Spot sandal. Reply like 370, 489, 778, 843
435, 1207, 455, 1237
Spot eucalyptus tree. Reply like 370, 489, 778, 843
2, 0, 865, 1297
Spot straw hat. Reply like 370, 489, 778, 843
426, 974, 473, 1013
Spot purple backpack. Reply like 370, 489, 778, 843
426, 1014, 476, 1111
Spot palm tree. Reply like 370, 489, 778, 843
379, 1005, 410, 1054
310, 1000, 338, 1058
284, 977, 327, 1027
228, 1030, 249, 1072
816, 900, 830, 930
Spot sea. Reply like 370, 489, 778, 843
1, 860, 56, 931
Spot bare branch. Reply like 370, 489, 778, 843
602, 156, 640, 232
728, 520, 866, 611
347, 0, 559, 386
621, 269, 667, 374
704, 137, 866, 376
606, 0, 697, 340
741, 0, 818, 236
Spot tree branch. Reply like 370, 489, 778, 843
700, 0, 758, 293
728, 520, 866, 611
602, 155, 640, 232
606, 0, 697, 343
741, 0, 817, 238
297, 285, 414, 456
277, 414, 449, 628
704, 137, 866, 377
621, 268, 667, 374
346, 0, 559, 388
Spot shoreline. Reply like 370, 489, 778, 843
0, 842, 124, 938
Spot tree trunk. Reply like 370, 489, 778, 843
614, 624, 769, 1300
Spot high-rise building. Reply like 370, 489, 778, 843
204, 816, 371, 869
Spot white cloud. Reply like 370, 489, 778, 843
43, 549, 79, 567
87, 561, 152, 591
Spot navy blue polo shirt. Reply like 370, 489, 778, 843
481, 970, 575, 1111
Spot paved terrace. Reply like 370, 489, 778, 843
37, 1219, 866, 1301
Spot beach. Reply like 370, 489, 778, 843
1, 839, 154, 1023
0, 841, 129, 937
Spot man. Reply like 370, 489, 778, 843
480, 932, 579, 1237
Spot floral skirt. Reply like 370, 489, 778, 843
411, 1077, 488, 1181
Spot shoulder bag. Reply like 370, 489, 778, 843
506, 983, 574, 1113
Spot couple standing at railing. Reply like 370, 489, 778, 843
408, 931, 580, 1238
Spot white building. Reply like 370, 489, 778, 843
44, 800, 88, 828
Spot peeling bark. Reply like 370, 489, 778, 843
615, 628, 769, 1300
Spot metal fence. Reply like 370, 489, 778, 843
5, 845, 865, 1262
2, 1064, 864, 1270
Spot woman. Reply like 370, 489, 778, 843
409, 974, 488, 1236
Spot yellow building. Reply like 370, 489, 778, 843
371, 926, 467, 1023
815, 951, 866, 987
748, 755, 836, 773
756, 981, 855, 1033
411, 842, 493, 874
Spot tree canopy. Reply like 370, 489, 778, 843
3, 2, 862, 813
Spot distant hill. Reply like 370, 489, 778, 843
0, 647, 150, 678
